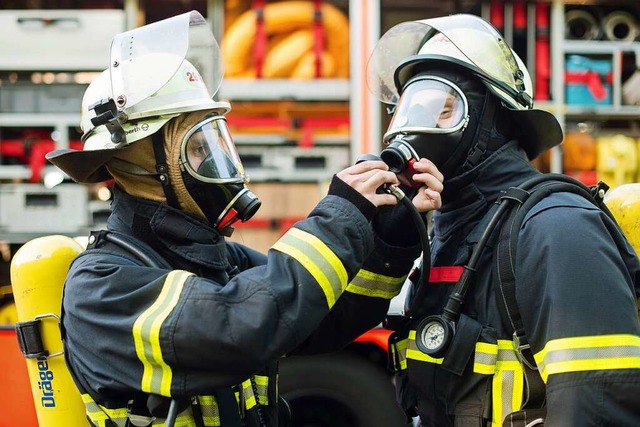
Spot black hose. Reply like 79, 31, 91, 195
383, 185, 430, 318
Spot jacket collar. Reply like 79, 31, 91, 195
433, 141, 541, 241
107, 187, 229, 271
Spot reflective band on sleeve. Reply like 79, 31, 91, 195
272, 227, 347, 308
491, 340, 524, 427
346, 269, 407, 299
132, 270, 193, 396
534, 334, 640, 382
198, 396, 221, 427
81, 394, 128, 427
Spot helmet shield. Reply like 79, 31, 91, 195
385, 76, 468, 140
180, 116, 246, 184
110, 10, 223, 116
366, 14, 527, 107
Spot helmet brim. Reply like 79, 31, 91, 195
46, 147, 120, 183
506, 108, 563, 160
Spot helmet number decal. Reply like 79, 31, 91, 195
186, 71, 201, 83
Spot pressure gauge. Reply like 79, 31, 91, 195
415, 315, 454, 358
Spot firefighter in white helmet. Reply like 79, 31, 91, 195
367, 14, 640, 426
45, 11, 444, 427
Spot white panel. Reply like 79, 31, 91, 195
0, 10, 125, 71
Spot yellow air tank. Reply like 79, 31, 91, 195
11, 235, 86, 426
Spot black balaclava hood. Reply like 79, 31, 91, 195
400, 65, 514, 181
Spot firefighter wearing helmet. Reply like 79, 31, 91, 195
44, 11, 445, 427
367, 14, 640, 426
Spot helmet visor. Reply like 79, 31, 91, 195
387, 77, 468, 138
366, 14, 523, 105
110, 11, 223, 111
181, 116, 246, 183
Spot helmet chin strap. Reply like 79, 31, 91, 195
151, 131, 180, 209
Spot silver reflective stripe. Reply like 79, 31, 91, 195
534, 334, 640, 382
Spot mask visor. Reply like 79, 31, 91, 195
181, 116, 246, 183
386, 77, 468, 142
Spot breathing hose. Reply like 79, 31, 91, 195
382, 184, 431, 319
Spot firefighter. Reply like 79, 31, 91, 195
367, 14, 640, 426
45, 11, 444, 427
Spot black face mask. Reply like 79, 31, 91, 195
382, 68, 493, 181
181, 172, 261, 235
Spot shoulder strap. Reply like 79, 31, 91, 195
492, 174, 610, 409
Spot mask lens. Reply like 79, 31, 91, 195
388, 78, 467, 133
183, 117, 245, 182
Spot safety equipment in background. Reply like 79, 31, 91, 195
603, 11, 639, 42
565, 8, 602, 40
596, 134, 638, 189
221, 1, 350, 79
380, 76, 469, 187
11, 235, 86, 427
46, 11, 231, 184
622, 50, 640, 106
563, 123, 597, 171
179, 114, 261, 230
604, 183, 640, 256
366, 13, 563, 162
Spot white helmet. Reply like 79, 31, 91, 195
47, 11, 230, 183
366, 14, 562, 159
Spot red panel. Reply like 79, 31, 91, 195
0, 328, 39, 427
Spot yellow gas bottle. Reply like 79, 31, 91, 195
11, 235, 86, 427
596, 134, 638, 188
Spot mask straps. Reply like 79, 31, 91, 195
151, 131, 180, 209
463, 93, 497, 170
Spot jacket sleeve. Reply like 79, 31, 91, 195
516, 194, 640, 425
291, 203, 422, 355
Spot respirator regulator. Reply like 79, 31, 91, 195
381, 76, 469, 188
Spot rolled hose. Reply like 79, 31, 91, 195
603, 11, 639, 42
565, 9, 602, 40
222, 1, 349, 78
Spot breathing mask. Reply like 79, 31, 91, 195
179, 114, 261, 233
380, 76, 469, 187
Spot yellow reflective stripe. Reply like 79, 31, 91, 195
534, 334, 640, 382
272, 227, 347, 308
474, 342, 498, 375
346, 269, 407, 299
241, 376, 270, 409
390, 337, 409, 371
492, 340, 524, 427
133, 270, 193, 395
198, 396, 221, 426
406, 330, 444, 364
81, 394, 128, 427
151, 412, 196, 427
